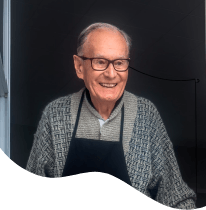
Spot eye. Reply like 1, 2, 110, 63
115, 60, 124, 66
93, 59, 107, 65
97, 59, 106, 65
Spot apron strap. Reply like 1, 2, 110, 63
120, 104, 124, 143
72, 89, 86, 139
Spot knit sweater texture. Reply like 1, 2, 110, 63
26, 88, 196, 209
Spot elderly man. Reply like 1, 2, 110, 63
26, 23, 196, 209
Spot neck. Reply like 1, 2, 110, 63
91, 97, 115, 120
86, 88, 123, 120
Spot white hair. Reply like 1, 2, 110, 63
77, 22, 132, 56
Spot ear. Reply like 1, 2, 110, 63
73, 55, 84, 80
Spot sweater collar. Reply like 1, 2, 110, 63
84, 88, 124, 120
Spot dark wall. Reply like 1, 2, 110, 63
10, 0, 206, 208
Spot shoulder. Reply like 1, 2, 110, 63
42, 88, 85, 116
124, 90, 158, 114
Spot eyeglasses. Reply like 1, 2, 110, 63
78, 56, 130, 72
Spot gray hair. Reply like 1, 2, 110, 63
77, 22, 132, 56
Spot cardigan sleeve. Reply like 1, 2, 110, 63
26, 105, 55, 177
147, 102, 196, 209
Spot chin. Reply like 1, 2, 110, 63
89, 84, 124, 102
99, 89, 123, 102
99, 94, 119, 102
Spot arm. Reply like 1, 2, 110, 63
148, 102, 196, 209
26, 105, 55, 177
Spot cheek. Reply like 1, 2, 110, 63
85, 72, 101, 87
124, 75, 128, 84
121, 73, 128, 84
92, 72, 103, 83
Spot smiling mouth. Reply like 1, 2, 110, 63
99, 83, 117, 88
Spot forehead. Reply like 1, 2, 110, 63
83, 29, 128, 58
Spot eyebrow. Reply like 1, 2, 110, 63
94, 54, 128, 59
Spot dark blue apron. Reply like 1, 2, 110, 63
62, 90, 132, 186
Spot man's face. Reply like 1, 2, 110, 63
74, 29, 129, 104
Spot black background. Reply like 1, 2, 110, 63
10, 0, 206, 208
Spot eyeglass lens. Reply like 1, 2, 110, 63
92, 58, 129, 71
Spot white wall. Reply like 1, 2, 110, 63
0, 0, 10, 157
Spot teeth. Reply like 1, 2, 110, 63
100, 83, 117, 88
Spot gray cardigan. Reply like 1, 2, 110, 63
26, 88, 196, 209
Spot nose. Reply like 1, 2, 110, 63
103, 62, 117, 79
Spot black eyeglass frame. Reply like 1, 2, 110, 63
78, 55, 130, 72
